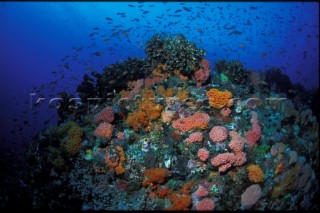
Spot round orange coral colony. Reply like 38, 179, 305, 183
206, 88, 233, 109
247, 164, 264, 183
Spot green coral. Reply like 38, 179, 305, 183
214, 60, 250, 85
220, 73, 229, 83
145, 33, 206, 76
253, 144, 270, 154
58, 121, 83, 156
47, 146, 66, 171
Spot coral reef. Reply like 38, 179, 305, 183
16, 34, 319, 211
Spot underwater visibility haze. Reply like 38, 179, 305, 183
0, 1, 319, 210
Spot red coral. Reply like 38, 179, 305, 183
117, 131, 125, 140
195, 186, 209, 197
94, 106, 114, 124
196, 198, 215, 211
94, 122, 114, 139
157, 188, 169, 198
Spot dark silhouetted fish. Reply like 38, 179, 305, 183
228, 30, 242, 35
224, 26, 236, 30
183, 7, 191, 12
93, 52, 104, 56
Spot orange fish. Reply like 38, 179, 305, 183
239, 43, 245, 47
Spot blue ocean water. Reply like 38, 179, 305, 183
0, 2, 319, 210
0, 2, 318, 149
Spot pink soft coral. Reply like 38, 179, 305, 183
246, 111, 261, 148
194, 59, 210, 87
246, 123, 261, 148
211, 151, 246, 172
185, 132, 203, 144
172, 112, 210, 132
228, 131, 244, 153
209, 126, 228, 143
195, 186, 209, 197
197, 148, 209, 162
220, 107, 231, 117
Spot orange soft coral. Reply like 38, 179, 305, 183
247, 164, 264, 183
126, 110, 149, 132
166, 181, 194, 210
206, 88, 233, 109
143, 168, 170, 185
139, 89, 163, 120
125, 89, 163, 132
167, 192, 192, 210
105, 145, 126, 175
174, 69, 189, 81
157, 188, 170, 198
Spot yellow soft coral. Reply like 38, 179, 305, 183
206, 88, 233, 109
176, 87, 189, 102
157, 85, 175, 98
247, 164, 264, 183
152, 64, 167, 77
